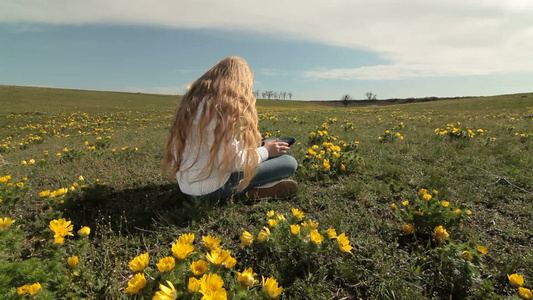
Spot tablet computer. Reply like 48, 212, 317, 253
262, 137, 296, 146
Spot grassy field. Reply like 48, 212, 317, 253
1, 85, 532, 299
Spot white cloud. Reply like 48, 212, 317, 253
3, 0, 533, 80
260, 69, 294, 76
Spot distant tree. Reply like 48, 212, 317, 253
258, 90, 293, 100
365, 92, 377, 101
341, 94, 353, 107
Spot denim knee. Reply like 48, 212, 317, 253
279, 155, 298, 177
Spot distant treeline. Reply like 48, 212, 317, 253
254, 90, 293, 100
308, 95, 481, 108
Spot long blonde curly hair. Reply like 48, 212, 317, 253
163, 56, 261, 191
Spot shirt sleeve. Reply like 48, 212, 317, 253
257, 146, 269, 162
227, 139, 269, 171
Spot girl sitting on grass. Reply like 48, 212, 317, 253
162, 56, 297, 201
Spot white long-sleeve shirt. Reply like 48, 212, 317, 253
176, 102, 269, 196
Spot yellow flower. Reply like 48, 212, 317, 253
291, 208, 304, 220
466, 209, 472, 215
276, 213, 285, 221
27, 283, 42, 296
157, 257, 176, 273
199, 273, 226, 299
267, 210, 275, 218
49, 218, 74, 244
0, 217, 15, 229
461, 250, 472, 261
441, 201, 450, 207
129, 253, 149, 272
21, 160, 27, 165
476, 246, 488, 255
454, 208, 462, 214
337, 233, 352, 253
508, 273, 524, 287
178, 233, 195, 245
302, 219, 319, 230
124, 273, 147, 294
54, 236, 65, 244
240, 231, 254, 246
222, 255, 237, 269
238, 268, 258, 288
518, 287, 532, 300
340, 164, 346, 170
67, 256, 79, 267
78, 175, 84, 181
423, 193, 432, 201
78, 226, 91, 236
290, 224, 301, 235
323, 159, 331, 171
172, 241, 195, 260
188, 277, 201, 293
268, 219, 278, 227
51, 187, 68, 197
327, 227, 337, 239
418, 188, 428, 196
434, 225, 450, 242
190, 260, 208, 276
0, 175, 11, 183
87, 146, 95, 151
390, 203, 397, 209
262, 276, 283, 299
401, 200, 409, 206
17, 285, 30, 295
258, 226, 271, 242
17, 283, 42, 296
402, 224, 414, 234
202, 235, 221, 250
206, 248, 232, 265
153, 281, 177, 300
310, 229, 324, 244
16, 182, 24, 187
414, 209, 424, 215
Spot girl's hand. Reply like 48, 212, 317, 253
263, 138, 290, 158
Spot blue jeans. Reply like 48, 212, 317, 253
192, 155, 298, 201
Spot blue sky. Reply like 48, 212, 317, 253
1, 0, 533, 100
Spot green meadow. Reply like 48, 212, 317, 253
1, 85, 532, 299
